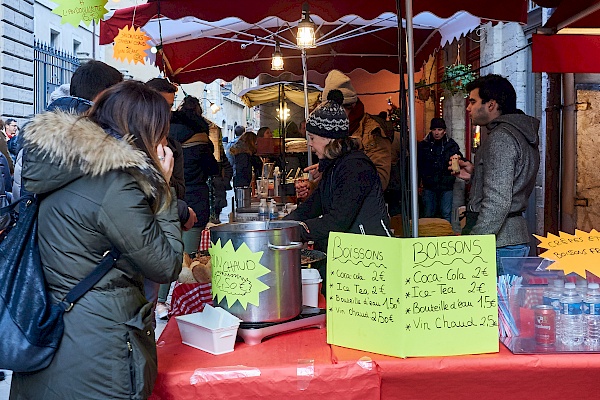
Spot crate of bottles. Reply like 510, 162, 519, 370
498, 257, 600, 354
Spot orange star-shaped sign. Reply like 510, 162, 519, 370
534, 229, 600, 277
113, 26, 151, 65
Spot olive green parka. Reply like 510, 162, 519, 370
10, 112, 183, 400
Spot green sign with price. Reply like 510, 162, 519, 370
326, 233, 498, 357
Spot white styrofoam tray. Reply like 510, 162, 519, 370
175, 305, 241, 355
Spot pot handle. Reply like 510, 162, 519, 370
268, 241, 303, 251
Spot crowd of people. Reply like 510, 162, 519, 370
0, 59, 539, 398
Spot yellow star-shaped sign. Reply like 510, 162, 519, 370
52, 0, 108, 27
209, 239, 271, 310
535, 229, 600, 277
113, 26, 151, 65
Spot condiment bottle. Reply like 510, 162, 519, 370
273, 166, 280, 197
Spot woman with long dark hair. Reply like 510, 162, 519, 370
10, 80, 183, 400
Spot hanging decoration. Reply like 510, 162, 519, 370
52, 0, 108, 27
113, 25, 151, 65
441, 44, 476, 96
415, 78, 431, 102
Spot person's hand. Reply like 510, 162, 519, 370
157, 143, 174, 183
449, 157, 474, 182
295, 178, 312, 200
183, 207, 197, 231
304, 164, 322, 183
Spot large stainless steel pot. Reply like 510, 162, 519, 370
210, 221, 302, 323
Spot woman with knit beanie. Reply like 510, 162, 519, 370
284, 89, 390, 255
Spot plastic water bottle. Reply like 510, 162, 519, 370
576, 279, 588, 297
584, 283, 600, 348
560, 282, 584, 347
258, 199, 268, 221
543, 279, 564, 341
268, 200, 278, 220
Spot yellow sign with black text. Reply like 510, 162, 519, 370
326, 233, 498, 358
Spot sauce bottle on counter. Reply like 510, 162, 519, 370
273, 167, 281, 197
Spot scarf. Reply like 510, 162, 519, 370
348, 99, 365, 134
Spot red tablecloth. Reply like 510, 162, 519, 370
151, 318, 600, 400
169, 283, 212, 317
151, 321, 380, 400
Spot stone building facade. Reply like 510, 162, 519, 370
1, 0, 35, 124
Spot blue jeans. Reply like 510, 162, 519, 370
422, 189, 453, 222
496, 244, 530, 276
182, 227, 202, 253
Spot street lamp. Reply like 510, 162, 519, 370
206, 100, 221, 114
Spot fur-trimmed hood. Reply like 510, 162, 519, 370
22, 111, 163, 198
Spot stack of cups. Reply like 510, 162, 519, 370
301, 268, 323, 307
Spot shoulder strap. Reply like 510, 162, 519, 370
0, 195, 25, 214
60, 248, 121, 312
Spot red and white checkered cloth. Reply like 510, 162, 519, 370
198, 228, 211, 252
169, 282, 213, 317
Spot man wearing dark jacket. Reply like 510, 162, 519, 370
417, 117, 462, 222
12, 61, 123, 203
455, 74, 540, 275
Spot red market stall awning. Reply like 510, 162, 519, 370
102, 0, 527, 40
532, 34, 600, 73
544, 0, 600, 31
100, 0, 528, 84
531, 0, 600, 73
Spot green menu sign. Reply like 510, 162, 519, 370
326, 233, 498, 357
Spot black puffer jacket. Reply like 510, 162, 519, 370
170, 111, 219, 228
46, 95, 93, 114
229, 140, 262, 188
285, 150, 390, 251
417, 133, 462, 191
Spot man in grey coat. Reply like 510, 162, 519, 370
454, 74, 540, 275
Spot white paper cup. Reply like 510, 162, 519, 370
301, 269, 322, 307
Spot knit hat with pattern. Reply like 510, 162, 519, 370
306, 90, 349, 139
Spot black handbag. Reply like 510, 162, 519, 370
0, 195, 120, 373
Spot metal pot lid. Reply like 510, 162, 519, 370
301, 249, 326, 265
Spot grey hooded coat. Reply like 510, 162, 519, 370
468, 112, 540, 248
9, 112, 183, 400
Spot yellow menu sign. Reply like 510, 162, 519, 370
326, 233, 498, 358
535, 230, 600, 277
209, 239, 270, 310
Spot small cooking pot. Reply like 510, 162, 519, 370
234, 187, 251, 209
210, 221, 302, 323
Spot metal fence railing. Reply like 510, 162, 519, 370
34, 40, 80, 114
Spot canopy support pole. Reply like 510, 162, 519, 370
405, 0, 419, 238
302, 48, 312, 166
